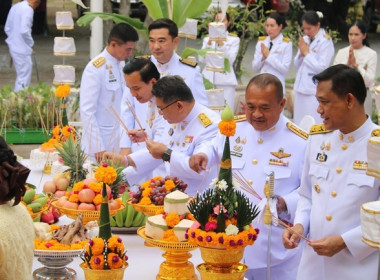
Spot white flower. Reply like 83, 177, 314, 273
209, 178, 218, 188
217, 179, 228, 191
225, 224, 239, 236
232, 178, 240, 189
316, 11, 323, 19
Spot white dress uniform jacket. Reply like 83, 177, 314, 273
4, 0, 35, 92
150, 53, 209, 107
80, 48, 125, 160
294, 119, 380, 280
198, 115, 307, 279
199, 32, 240, 109
129, 103, 220, 196
293, 29, 334, 125
252, 34, 292, 92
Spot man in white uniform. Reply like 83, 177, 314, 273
80, 23, 138, 162
190, 73, 307, 279
148, 18, 209, 107
283, 64, 380, 280
5, 0, 40, 92
104, 76, 219, 196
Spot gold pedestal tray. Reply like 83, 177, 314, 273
52, 201, 125, 224
197, 263, 248, 280
137, 226, 198, 280
80, 263, 128, 280
127, 199, 164, 216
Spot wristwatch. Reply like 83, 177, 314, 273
162, 148, 172, 162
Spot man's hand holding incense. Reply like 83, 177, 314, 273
282, 223, 304, 249
308, 235, 346, 257
128, 129, 147, 143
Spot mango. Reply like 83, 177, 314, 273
23, 189, 35, 204
33, 197, 48, 207
28, 202, 42, 213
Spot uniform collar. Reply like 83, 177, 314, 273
309, 28, 324, 44
152, 52, 179, 69
338, 117, 373, 143
254, 115, 285, 143
180, 102, 200, 128
103, 48, 120, 65
270, 33, 283, 44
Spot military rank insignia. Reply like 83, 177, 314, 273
198, 113, 212, 127
316, 152, 327, 162
268, 158, 289, 167
184, 135, 193, 143
168, 128, 174, 136
353, 160, 368, 170
270, 148, 290, 159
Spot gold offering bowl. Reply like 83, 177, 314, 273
137, 226, 198, 280
52, 201, 125, 224
127, 199, 164, 216
80, 263, 128, 280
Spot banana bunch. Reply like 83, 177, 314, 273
23, 189, 48, 213
110, 191, 147, 228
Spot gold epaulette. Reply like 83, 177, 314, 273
372, 128, 380, 137
234, 115, 246, 122
180, 58, 197, 67
286, 122, 308, 140
229, 33, 238, 37
283, 37, 291, 43
135, 55, 151, 59
92, 57, 106, 68
198, 113, 212, 127
309, 124, 331, 135
258, 36, 267, 41
323, 33, 331, 40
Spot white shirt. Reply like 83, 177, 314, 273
294, 119, 380, 280
333, 45, 377, 88
5, 1, 34, 55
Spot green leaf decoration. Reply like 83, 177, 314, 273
224, 57, 231, 73
180, 47, 213, 59
142, 0, 169, 19
202, 77, 213, 90
99, 183, 112, 240
172, 0, 213, 28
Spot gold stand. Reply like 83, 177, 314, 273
137, 227, 198, 280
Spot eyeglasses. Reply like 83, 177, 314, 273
158, 100, 179, 113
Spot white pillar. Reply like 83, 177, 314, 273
90, 0, 103, 59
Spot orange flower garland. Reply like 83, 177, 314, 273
164, 179, 175, 191
55, 84, 71, 98
165, 213, 180, 228
94, 164, 117, 185
218, 120, 236, 137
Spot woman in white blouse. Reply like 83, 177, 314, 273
252, 12, 292, 93
333, 21, 377, 116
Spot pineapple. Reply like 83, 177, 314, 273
55, 136, 87, 187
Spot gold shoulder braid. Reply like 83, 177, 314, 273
282, 37, 291, 43
309, 124, 331, 135
198, 113, 212, 127
135, 55, 151, 59
92, 57, 106, 68
258, 36, 267, 41
180, 58, 197, 67
323, 33, 331, 40
234, 115, 247, 122
229, 33, 238, 37
286, 122, 308, 140
372, 128, 380, 137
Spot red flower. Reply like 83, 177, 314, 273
205, 221, 217, 232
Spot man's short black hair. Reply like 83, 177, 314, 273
123, 58, 160, 84
108, 23, 139, 45
313, 64, 366, 104
152, 76, 194, 103
246, 73, 283, 102
148, 18, 178, 38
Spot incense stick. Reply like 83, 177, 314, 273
232, 171, 262, 200
37, 107, 48, 136
271, 215, 310, 242
125, 98, 144, 130
196, 168, 210, 193
108, 106, 130, 133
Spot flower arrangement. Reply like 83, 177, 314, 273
40, 125, 76, 151
55, 84, 71, 98
132, 176, 188, 206
156, 212, 196, 242
186, 106, 259, 250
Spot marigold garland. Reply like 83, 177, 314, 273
68, 194, 79, 203
93, 194, 103, 205
164, 179, 175, 191
55, 84, 71, 98
218, 120, 236, 137
161, 229, 179, 242
107, 253, 123, 269
139, 197, 152, 205
73, 182, 85, 192
165, 213, 180, 228
88, 182, 102, 193
89, 255, 105, 270
94, 165, 117, 184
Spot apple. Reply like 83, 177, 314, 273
63, 201, 78, 209
54, 190, 66, 198
53, 173, 66, 183
55, 178, 70, 191
96, 204, 101, 211
41, 212, 54, 224
83, 178, 97, 185
56, 196, 68, 207
78, 203, 96, 211
43, 181, 56, 194
108, 199, 120, 210
78, 189, 96, 203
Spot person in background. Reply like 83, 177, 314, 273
80, 23, 138, 163
4, 0, 41, 92
148, 18, 209, 107
0, 136, 34, 280
293, 11, 334, 125
199, 12, 240, 110
252, 12, 292, 94
283, 64, 380, 280
333, 21, 377, 117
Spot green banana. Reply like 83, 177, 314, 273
132, 211, 145, 227
124, 205, 135, 227
122, 191, 130, 205
140, 214, 148, 226
115, 211, 124, 227
110, 216, 116, 227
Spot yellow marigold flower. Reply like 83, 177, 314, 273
155, 209, 165, 215
186, 213, 195, 221
107, 236, 124, 253
52, 125, 61, 138
94, 165, 117, 184
141, 180, 151, 189
73, 181, 84, 192
107, 253, 124, 269
68, 194, 79, 203
165, 213, 180, 228
218, 120, 236, 137
86, 238, 105, 256
88, 182, 102, 193
139, 197, 151, 205
70, 243, 84, 250
142, 188, 151, 197
61, 125, 75, 138
231, 217, 237, 225
161, 229, 179, 242
49, 225, 60, 232
89, 255, 105, 270
93, 194, 102, 205
164, 179, 175, 191
55, 84, 71, 98
152, 176, 163, 181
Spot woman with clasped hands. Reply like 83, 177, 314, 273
333, 21, 377, 117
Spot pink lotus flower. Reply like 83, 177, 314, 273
213, 205, 227, 215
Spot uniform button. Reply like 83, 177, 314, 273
247, 179, 253, 185
326, 215, 332, 221
348, 136, 354, 142
341, 144, 348, 150
336, 168, 342, 173
331, 191, 337, 197
252, 159, 258, 165
257, 138, 263, 144
314, 184, 320, 193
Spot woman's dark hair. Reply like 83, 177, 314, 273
267, 12, 287, 29
123, 58, 160, 83
302, 11, 324, 27
349, 21, 370, 47
0, 137, 30, 205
